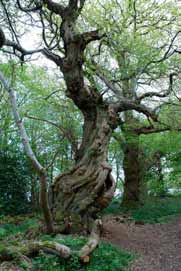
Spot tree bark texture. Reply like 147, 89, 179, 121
120, 81, 145, 209
121, 131, 143, 208
50, 105, 117, 233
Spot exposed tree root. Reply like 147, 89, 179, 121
0, 219, 102, 266
79, 219, 102, 263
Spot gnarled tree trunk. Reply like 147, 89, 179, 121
50, 105, 117, 233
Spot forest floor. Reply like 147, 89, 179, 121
103, 214, 181, 271
0, 197, 181, 270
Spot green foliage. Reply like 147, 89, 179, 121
103, 196, 181, 224
33, 235, 133, 271
0, 150, 32, 215
0, 62, 82, 177
148, 178, 167, 198
0, 217, 38, 240
130, 197, 181, 223
83, 0, 179, 87
140, 131, 181, 192
101, 197, 121, 215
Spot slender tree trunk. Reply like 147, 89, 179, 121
155, 152, 166, 197
0, 71, 53, 233
39, 172, 54, 233
31, 175, 38, 211
50, 106, 117, 233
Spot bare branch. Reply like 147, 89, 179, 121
46, 150, 60, 170
43, 0, 65, 16
143, 31, 180, 70
44, 89, 62, 100
25, 114, 78, 154
96, 72, 121, 97
25, 114, 60, 129
5, 39, 42, 58
1, 0, 20, 45
2, 29, 62, 65
16, 0, 42, 12
138, 73, 178, 101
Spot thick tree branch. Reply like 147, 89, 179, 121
42, 48, 63, 66
112, 100, 158, 121
0, 28, 63, 64
0, 28, 5, 48
82, 30, 105, 45
5, 39, 42, 58
0, 241, 71, 261
134, 126, 170, 135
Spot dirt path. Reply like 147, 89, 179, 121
102, 215, 181, 271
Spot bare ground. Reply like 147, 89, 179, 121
102, 215, 181, 271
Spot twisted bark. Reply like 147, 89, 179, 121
50, 106, 117, 233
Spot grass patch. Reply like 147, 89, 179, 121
102, 196, 181, 224
0, 217, 38, 240
130, 197, 181, 223
32, 235, 133, 271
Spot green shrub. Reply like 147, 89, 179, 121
0, 151, 31, 215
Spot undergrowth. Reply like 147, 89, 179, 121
0, 215, 134, 271
102, 196, 181, 223
0, 215, 39, 240
33, 237, 133, 271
